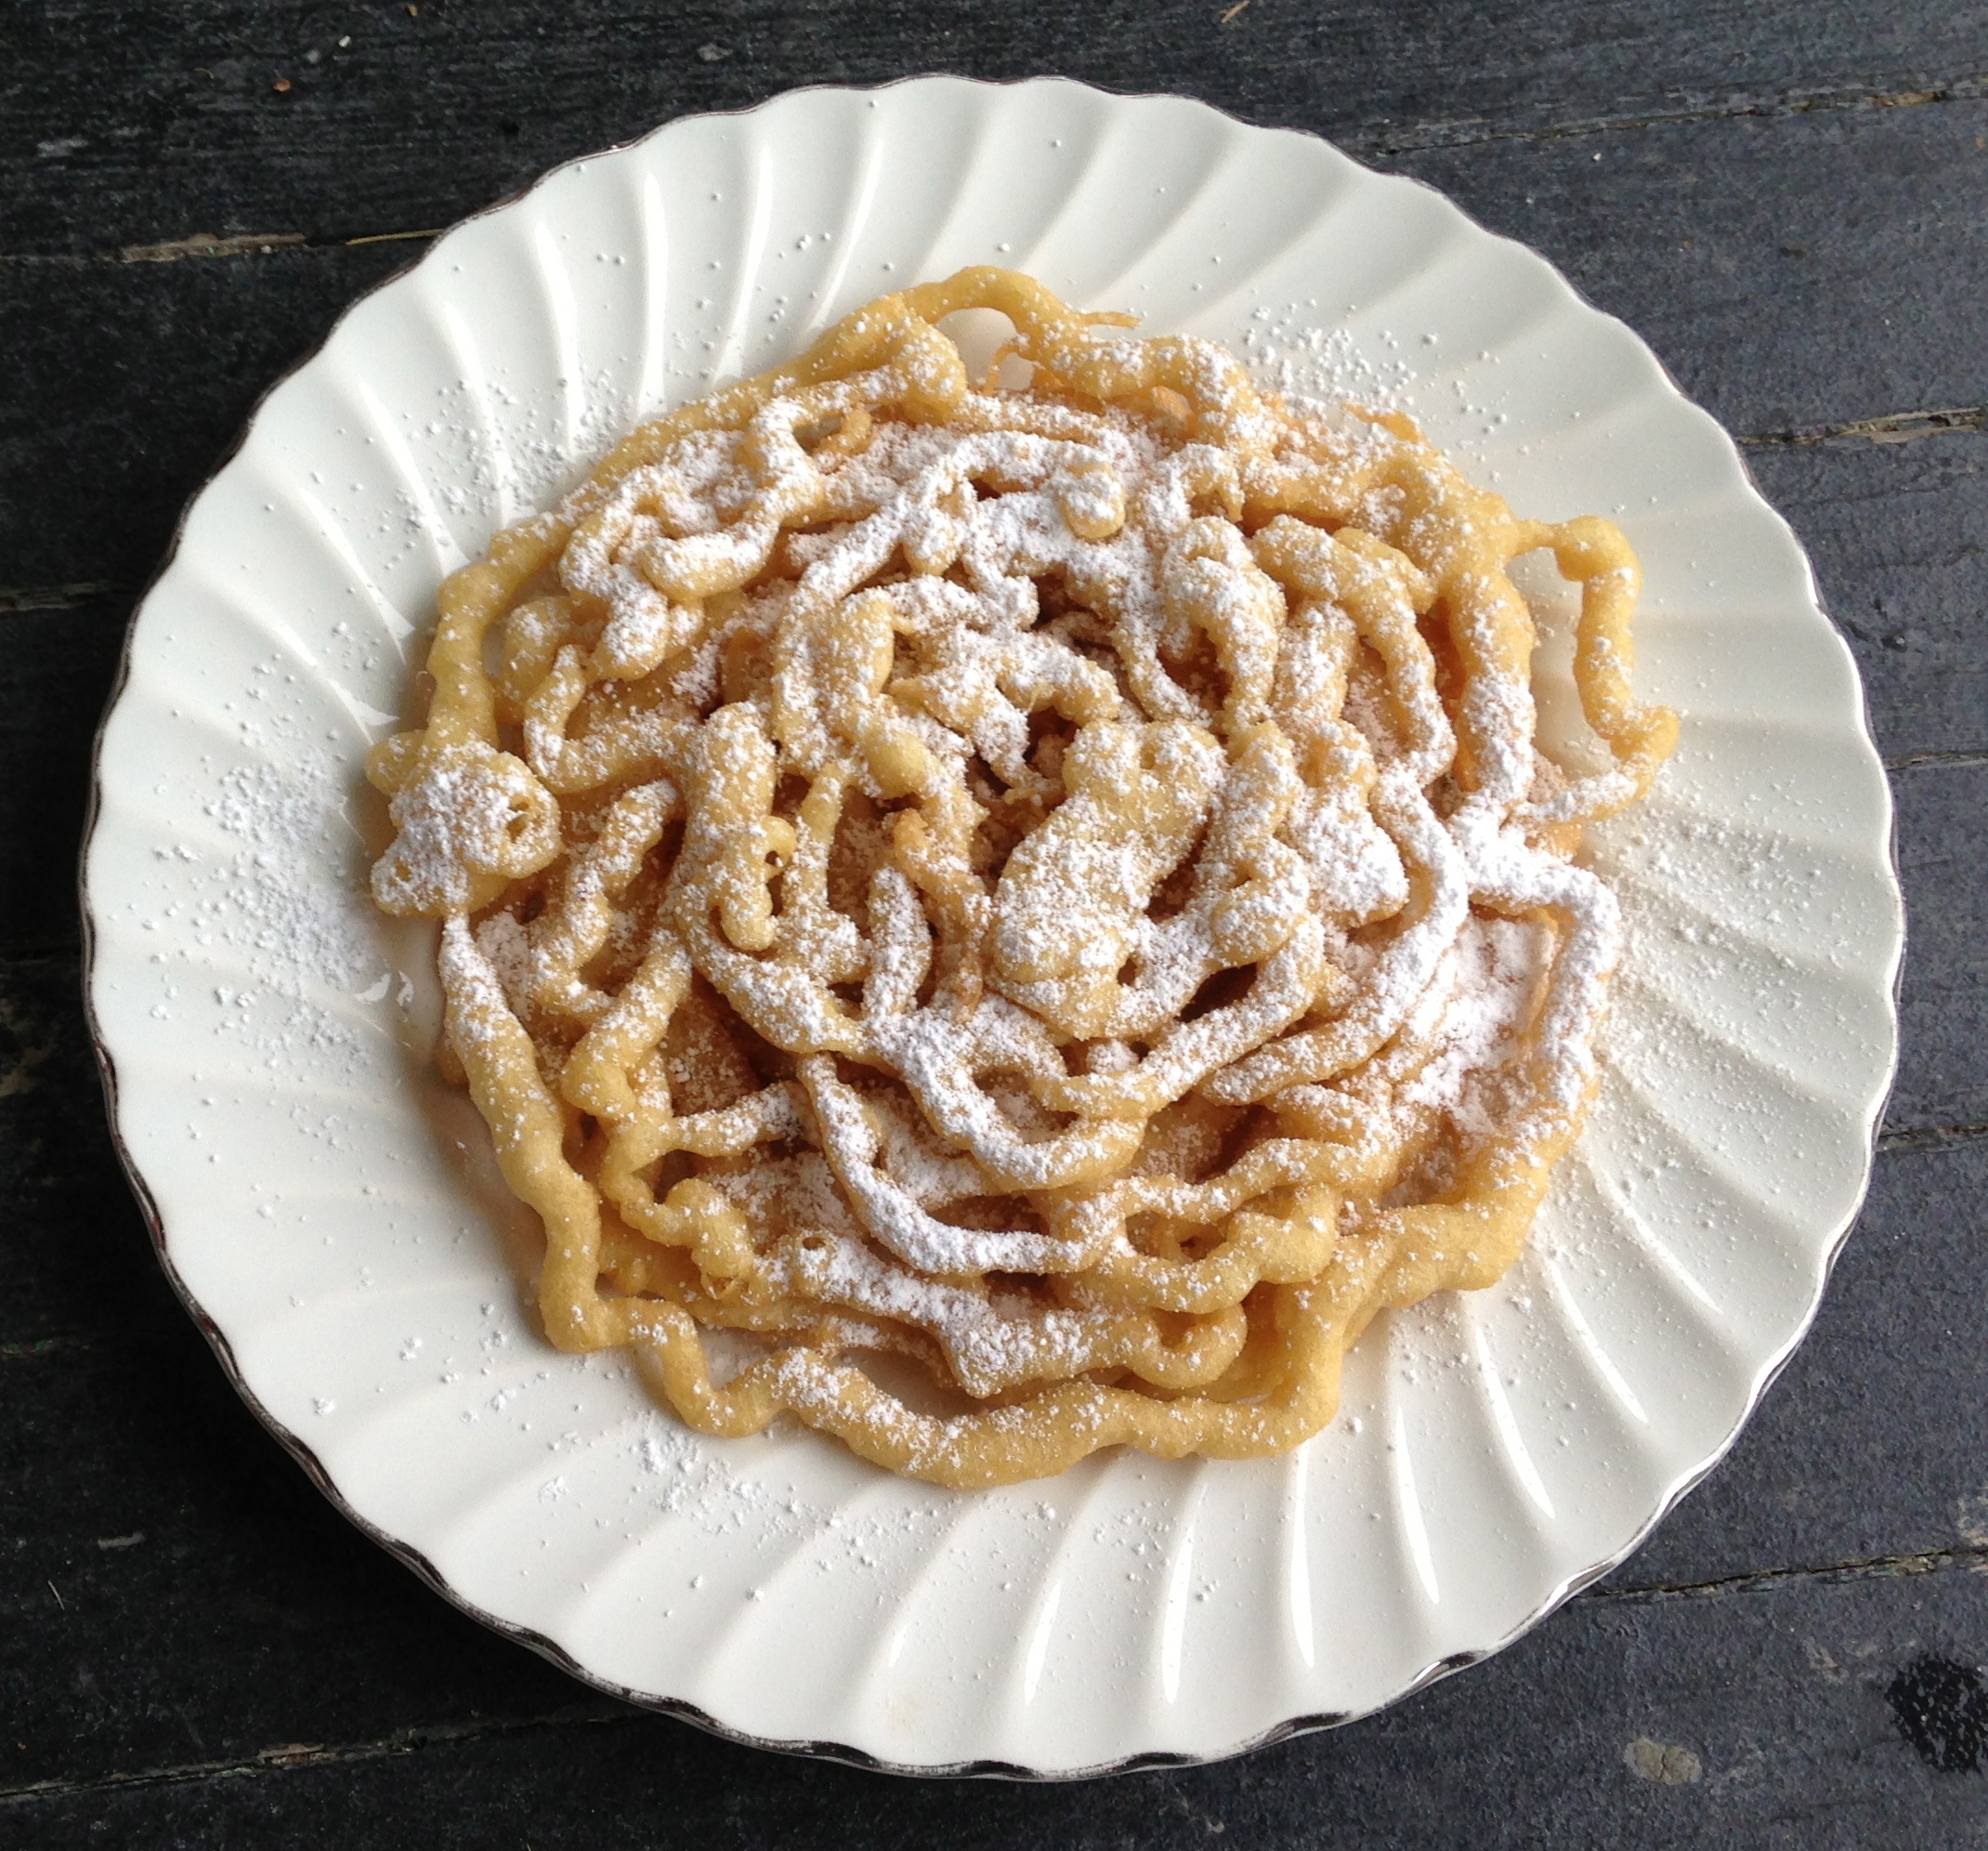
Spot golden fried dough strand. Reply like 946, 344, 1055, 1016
372, 268, 1671, 1486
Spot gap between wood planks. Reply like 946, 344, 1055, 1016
0, 228, 442, 266
0, 1332, 108, 1361
1589, 1539, 1988, 1606
0, 67, 1984, 268
1886, 749, 1988, 772
3, 1540, 1986, 1807
1350, 70, 1988, 156
1741, 405, 1988, 449
1877, 1121, 1988, 1157
0, 581, 122, 614
0, 1703, 640, 1810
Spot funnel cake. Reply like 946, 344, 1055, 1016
368, 269, 1675, 1489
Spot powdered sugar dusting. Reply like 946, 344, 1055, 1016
363, 272, 1671, 1488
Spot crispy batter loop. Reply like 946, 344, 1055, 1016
368, 269, 1674, 1488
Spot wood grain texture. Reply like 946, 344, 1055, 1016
1619, 1136, 1988, 1587
0, 247, 413, 590
4, 1139, 1983, 1805
1888, 763, 1988, 1137
2, 2, 1984, 1841
1392, 101, 1988, 437
5, 107, 1988, 588
0, 603, 133, 960
6, 446, 1980, 969
0, 957, 189, 1347
5, 0, 1988, 256
1747, 439, 1988, 764
7, 1556, 1987, 1845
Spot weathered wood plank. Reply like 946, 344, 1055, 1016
1887, 762, 1988, 1137
4, 102, 1986, 594
3, 725, 1974, 1339
0, 1312, 586, 1803
0, 954, 190, 1347
1747, 437, 1988, 764
3, 1134, 1983, 1796
7, 1558, 1984, 1847
1619, 1135, 1988, 1589
1387, 99, 1988, 439
0, 601, 132, 960
6, 0, 1988, 256
0, 245, 412, 590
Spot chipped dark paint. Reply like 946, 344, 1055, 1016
1889, 1657, 1988, 1774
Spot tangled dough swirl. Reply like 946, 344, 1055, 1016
369, 269, 1674, 1488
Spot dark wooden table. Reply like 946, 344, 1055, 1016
4, 5, 1985, 1844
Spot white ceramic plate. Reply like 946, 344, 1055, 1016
83, 76, 1903, 1776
